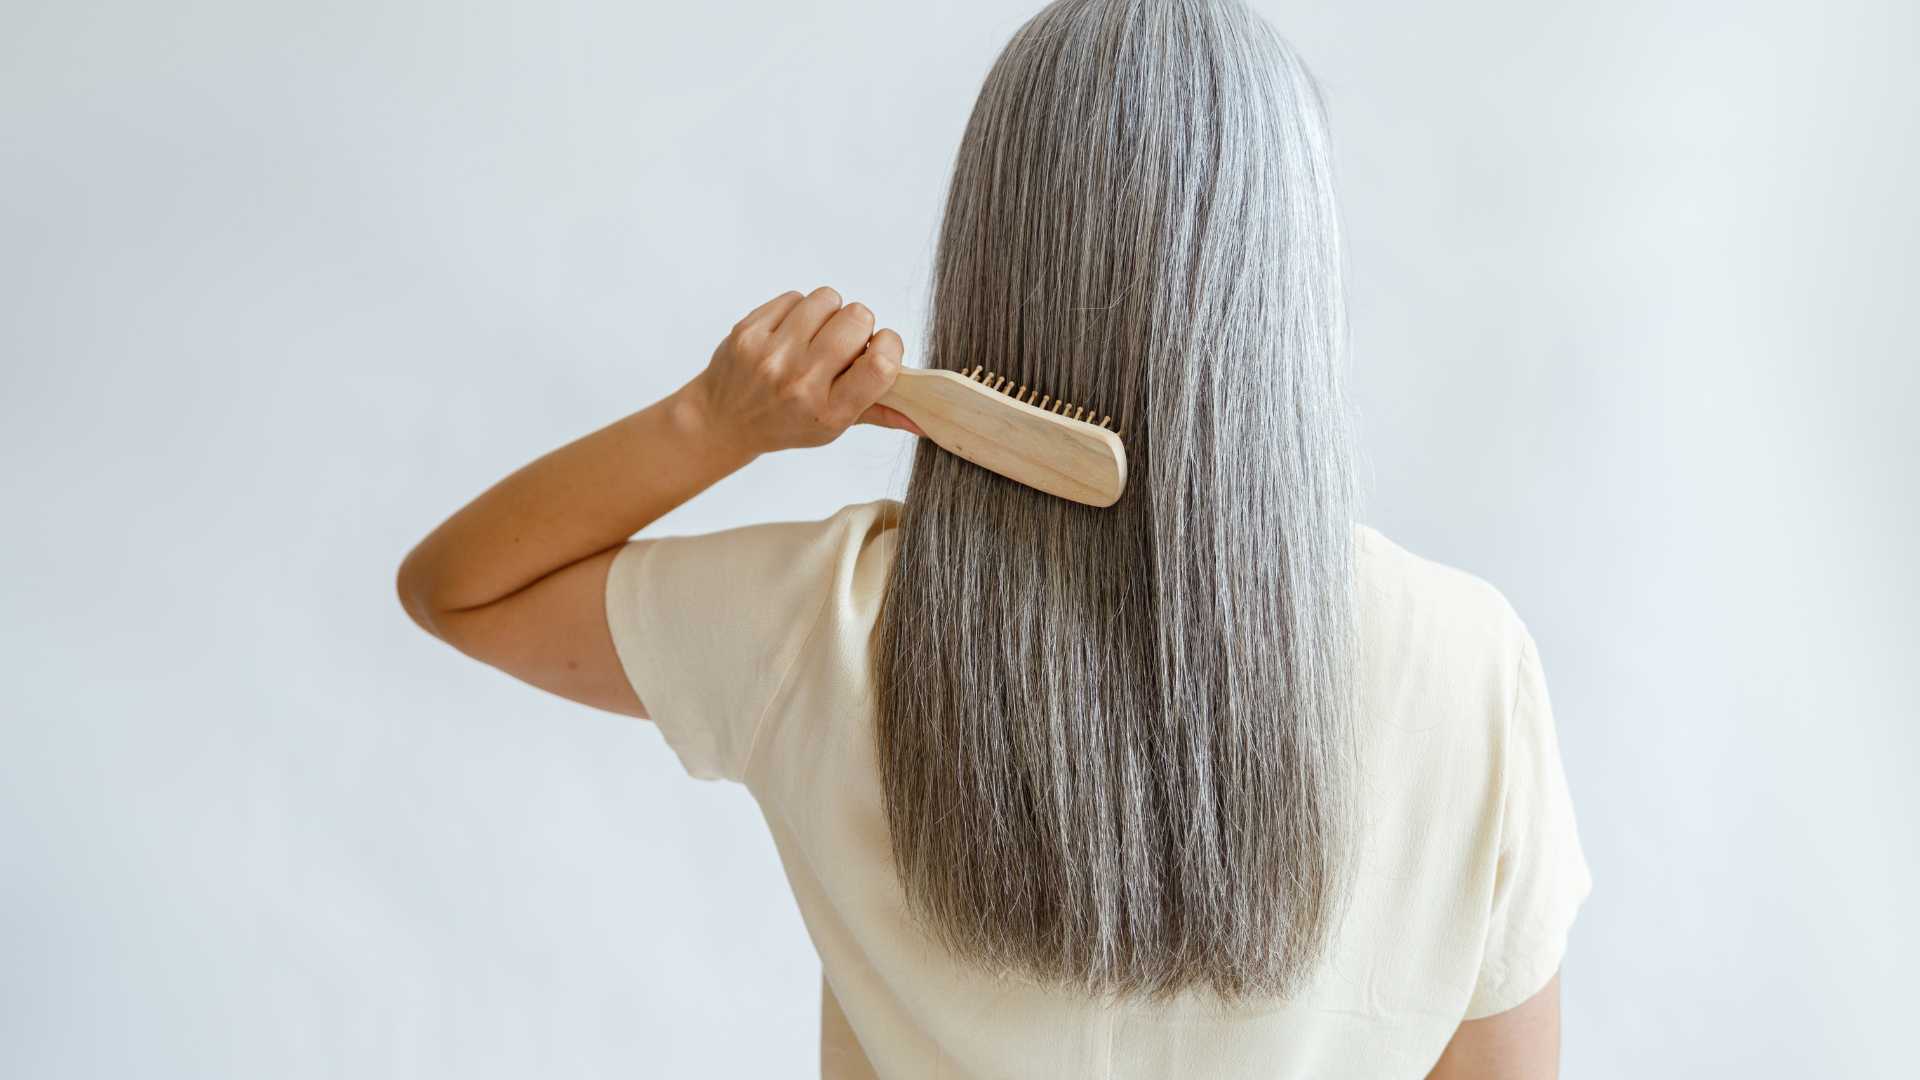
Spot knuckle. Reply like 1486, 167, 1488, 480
810, 285, 842, 307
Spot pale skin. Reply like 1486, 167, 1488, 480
395, 284, 1562, 1076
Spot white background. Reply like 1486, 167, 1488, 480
3, 1, 1915, 1076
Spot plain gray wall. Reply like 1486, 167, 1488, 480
3, 0, 1914, 1076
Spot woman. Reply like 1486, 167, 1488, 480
397, 0, 1591, 1075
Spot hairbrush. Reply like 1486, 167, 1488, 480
877, 366, 1127, 507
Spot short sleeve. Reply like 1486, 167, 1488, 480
602, 500, 897, 783
1464, 624, 1595, 1018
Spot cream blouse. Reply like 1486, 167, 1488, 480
605, 499, 1592, 1078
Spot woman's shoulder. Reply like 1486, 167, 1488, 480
716, 498, 901, 572
833, 497, 904, 537
1354, 521, 1532, 678
797, 498, 903, 629
822, 498, 904, 576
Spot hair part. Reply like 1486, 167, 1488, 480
874, 0, 1360, 1003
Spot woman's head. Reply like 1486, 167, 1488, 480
875, 0, 1359, 1002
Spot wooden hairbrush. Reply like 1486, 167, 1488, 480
877, 365, 1127, 507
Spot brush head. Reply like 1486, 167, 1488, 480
957, 366, 1122, 438
881, 367, 1128, 508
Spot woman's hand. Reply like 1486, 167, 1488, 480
680, 285, 922, 457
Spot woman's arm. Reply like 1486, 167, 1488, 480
1426, 972, 1563, 1080
395, 285, 913, 715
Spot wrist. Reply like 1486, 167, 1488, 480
665, 377, 761, 469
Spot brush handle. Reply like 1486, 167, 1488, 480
878, 369, 1127, 507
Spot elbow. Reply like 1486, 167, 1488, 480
395, 548, 443, 637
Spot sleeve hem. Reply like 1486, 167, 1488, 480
604, 539, 730, 782
1462, 927, 1570, 1020
1463, 857, 1593, 1020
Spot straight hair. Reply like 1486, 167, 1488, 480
873, 0, 1360, 1003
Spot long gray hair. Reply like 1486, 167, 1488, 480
873, 0, 1359, 1003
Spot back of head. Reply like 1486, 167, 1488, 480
874, 0, 1359, 1003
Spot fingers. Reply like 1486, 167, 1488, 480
730, 284, 911, 437
773, 285, 844, 346
735, 290, 805, 335
828, 327, 905, 424
808, 300, 877, 381
858, 402, 924, 437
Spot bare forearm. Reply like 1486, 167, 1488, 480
396, 286, 911, 644
397, 379, 751, 627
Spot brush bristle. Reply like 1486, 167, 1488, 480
958, 368, 1122, 438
